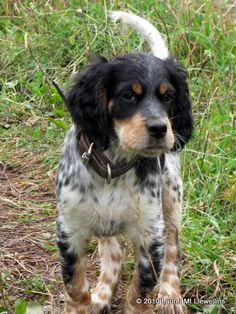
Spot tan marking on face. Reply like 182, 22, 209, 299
132, 83, 143, 95
115, 114, 175, 154
114, 113, 147, 151
159, 83, 169, 95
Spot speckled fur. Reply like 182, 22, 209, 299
56, 126, 187, 314
56, 11, 193, 314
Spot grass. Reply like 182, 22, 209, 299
0, 0, 235, 313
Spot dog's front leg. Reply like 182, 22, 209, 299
125, 215, 165, 314
157, 179, 188, 314
57, 224, 90, 314
91, 236, 123, 314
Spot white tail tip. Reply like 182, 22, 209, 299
109, 11, 169, 60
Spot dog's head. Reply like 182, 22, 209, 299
67, 53, 193, 155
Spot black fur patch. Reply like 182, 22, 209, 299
138, 240, 164, 296
57, 222, 77, 284
135, 157, 159, 184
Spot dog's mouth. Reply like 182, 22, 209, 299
119, 142, 172, 158
142, 145, 165, 151
139, 146, 167, 156
126, 145, 169, 157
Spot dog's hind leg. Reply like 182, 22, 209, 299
91, 236, 123, 314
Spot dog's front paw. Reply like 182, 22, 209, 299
92, 304, 110, 314
156, 291, 187, 314
91, 292, 111, 314
156, 303, 187, 314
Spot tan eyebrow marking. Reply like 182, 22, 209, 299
132, 83, 143, 95
159, 83, 169, 95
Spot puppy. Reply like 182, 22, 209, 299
56, 11, 193, 314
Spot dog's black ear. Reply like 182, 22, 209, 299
66, 56, 111, 150
165, 58, 193, 150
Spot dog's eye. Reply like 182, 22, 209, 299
162, 93, 173, 102
122, 91, 135, 101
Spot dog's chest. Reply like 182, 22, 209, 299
85, 174, 136, 218
86, 177, 137, 236
58, 169, 140, 237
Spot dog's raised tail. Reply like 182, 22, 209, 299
109, 11, 169, 60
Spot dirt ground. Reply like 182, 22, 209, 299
0, 160, 127, 313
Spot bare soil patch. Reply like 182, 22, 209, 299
0, 160, 127, 313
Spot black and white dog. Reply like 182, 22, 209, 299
56, 11, 192, 314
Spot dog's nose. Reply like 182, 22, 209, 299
147, 121, 167, 138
